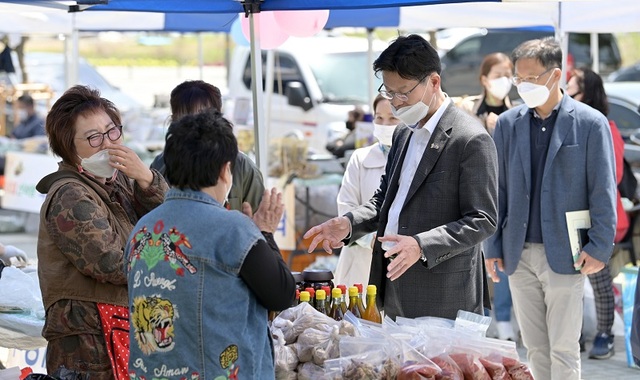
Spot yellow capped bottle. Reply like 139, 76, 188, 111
348, 286, 362, 319
315, 289, 328, 315
299, 291, 311, 304
330, 288, 344, 321
362, 285, 382, 323
304, 287, 316, 307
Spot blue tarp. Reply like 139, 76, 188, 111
160, 8, 401, 32
163, 13, 237, 32
88, 0, 496, 13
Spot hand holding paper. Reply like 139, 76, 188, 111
573, 250, 605, 275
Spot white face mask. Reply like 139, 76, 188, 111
17, 109, 28, 121
80, 150, 117, 178
391, 85, 435, 128
517, 72, 555, 108
373, 123, 396, 147
486, 77, 512, 100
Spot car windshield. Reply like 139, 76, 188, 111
308, 52, 381, 104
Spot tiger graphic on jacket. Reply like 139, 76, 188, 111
132, 295, 178, 355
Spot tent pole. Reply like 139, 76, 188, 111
590, 33, 599, 73
249, 12, 268, 177
265, 50, 274, 142
557, 2, 568, 89
367, 28, 374, 110
69, 13, 79, 88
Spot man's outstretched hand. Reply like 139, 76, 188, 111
303, 216, 351, 254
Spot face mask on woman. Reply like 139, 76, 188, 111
486, 77, 512, 100
79, 150, 117, 178
373, 123, 396, 147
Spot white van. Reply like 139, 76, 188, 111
225, 35, 386, 154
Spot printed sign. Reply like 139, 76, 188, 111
5, 346, 48, 374
2, 152, 58, 213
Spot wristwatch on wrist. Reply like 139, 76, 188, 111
419, 251, 427, 263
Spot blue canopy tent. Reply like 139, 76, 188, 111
0, 0, 498, 174
87, 0, 492, 13
81, 0, 468, 174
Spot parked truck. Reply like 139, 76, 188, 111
224, 35, 386, 155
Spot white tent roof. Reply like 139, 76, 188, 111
399, 0, 640, 33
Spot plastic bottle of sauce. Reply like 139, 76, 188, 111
362, 284, 382, 323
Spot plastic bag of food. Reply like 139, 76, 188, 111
272, 328, 298, 376
297, 361, 327, 380
0, 266, 44, 318
449, 351, 491, 380
324, 349, 401, 380
478, 354, 509, 380
272, 302, 337, 344
502, 356, 534, 380
294, 323, 342, 365
430, 354, 463, 380
397, 362, 441, 380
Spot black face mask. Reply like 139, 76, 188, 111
346, 120, 356, 131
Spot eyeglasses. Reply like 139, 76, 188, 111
511, 68, 557, 86
82, 125, 123, 148
378, 76, 427, 102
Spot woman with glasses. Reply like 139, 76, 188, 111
35, 85, 168, 380
457, 52, 514, 136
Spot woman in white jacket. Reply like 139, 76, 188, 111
333, 95, 399, 287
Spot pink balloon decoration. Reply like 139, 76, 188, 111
240, 11, 289, 50
274, 10, 330, 38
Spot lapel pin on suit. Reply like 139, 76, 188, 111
430, 143, 439, 150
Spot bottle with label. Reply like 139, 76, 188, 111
304, 287, 316, 308
347, 286, 362, 319
330, 287, 344, 321
315, 289, 328, 316
336, 284, 348, 313
353, 283, 366, 315
299, 291, 311, 304
362, 284, 382, 323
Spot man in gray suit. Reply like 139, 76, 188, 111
304, 34, 498, 320
485, 38, 616, 380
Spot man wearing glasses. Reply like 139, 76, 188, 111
304, 34, 498, 320
485, 37, 616, 380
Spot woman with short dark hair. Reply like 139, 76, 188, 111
126, 110, 295, 379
